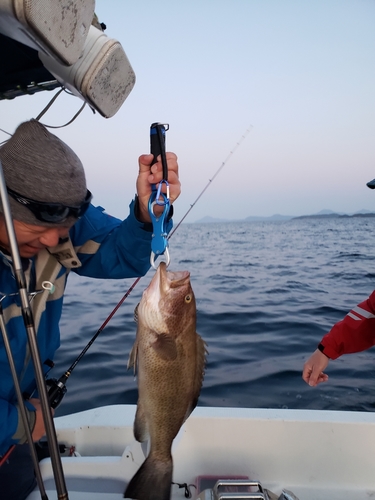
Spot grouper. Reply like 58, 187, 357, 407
124, 262, 207, 500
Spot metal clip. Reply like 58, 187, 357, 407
154, 180, 170, 206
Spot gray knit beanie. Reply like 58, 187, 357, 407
0, 119, 87, 226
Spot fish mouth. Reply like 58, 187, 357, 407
145, 263, 191, 300
157, 262, 190, 289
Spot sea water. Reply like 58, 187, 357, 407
53, 217, 375, 417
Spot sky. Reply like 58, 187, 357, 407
1, 0, 374, 221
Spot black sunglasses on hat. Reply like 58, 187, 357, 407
7, 186, 92, 223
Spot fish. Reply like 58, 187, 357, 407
124, 262, 207, 500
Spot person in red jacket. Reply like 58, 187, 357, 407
303, 178, 375, 387
302, 290, 375, 386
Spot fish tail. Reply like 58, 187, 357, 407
124, 454, 173, 500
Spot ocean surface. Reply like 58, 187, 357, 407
53, 217, 375, 418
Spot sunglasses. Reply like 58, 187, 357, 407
7, 187, 92, 223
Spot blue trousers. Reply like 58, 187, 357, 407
0, 444, 37, 500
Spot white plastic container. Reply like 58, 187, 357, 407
38, 24, 136, 118
0, 0, 95, 65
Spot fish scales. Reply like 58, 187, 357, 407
124, 262, 207, 500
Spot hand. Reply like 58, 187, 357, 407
29, 398, 55, 442
302, 349, 330, 387
136, 152, 180, 223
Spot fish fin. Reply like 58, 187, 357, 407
133, 303, 139, 323
134, 401, 149, 443
152, 333, 178, 361
127, 341, 138, 374
124, 453, 172, 500
186, 334, 208, 419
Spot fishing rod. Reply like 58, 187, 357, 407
47, 124, 252, 406
0, 160, 69, 499
47, 276, 141, 408
0, 297, 48, 499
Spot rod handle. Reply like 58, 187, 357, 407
150, 122, 168, 166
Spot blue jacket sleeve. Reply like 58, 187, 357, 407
69, 199, 172, 279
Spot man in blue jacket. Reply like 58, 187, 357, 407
0, 119, 180, 499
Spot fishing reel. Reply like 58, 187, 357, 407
46, 377, 67, 410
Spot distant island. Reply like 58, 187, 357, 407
194, 209, 375, 224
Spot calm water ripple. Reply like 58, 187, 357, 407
53, 218, 375, 417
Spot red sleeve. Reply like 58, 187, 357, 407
320, 290, 375, 360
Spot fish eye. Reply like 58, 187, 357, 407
185, 294, 192, 303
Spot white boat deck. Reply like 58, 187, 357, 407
26, 405, 375, 499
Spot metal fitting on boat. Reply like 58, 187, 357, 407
196, 479, 270, 500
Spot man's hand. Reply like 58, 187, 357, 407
136, 152, 180, 223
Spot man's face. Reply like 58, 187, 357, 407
0, 217, 71, 258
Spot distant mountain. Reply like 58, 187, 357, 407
349, 209, 374, 215
293, 212, 342, 220
315, 209, 344, 215
244, 214, 294, 222
293, 209, 375, 220
194, 214, 294, 223
194, 210, 375, 223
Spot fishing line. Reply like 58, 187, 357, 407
169, 125, 253, 238
50, 126, 253, 398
